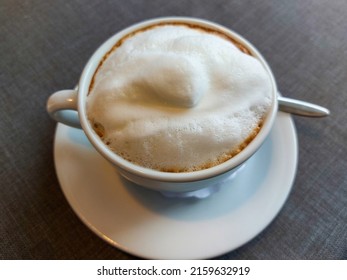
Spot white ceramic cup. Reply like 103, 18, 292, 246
47, 17, 278, 194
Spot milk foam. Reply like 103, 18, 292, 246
87, 24, 273, 171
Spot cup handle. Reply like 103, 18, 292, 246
46, 89, 81, 128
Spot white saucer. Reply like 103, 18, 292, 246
54, 112, 298, 259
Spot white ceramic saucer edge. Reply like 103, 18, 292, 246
53, 111, 298, 259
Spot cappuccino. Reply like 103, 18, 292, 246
87, 23, 273, 172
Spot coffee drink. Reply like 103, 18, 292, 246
86, 23, 273, 172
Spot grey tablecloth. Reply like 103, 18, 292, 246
1, 0, 346, 260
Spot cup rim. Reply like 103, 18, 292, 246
77, 16, 278, 183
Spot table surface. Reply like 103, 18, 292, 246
1, 0, 346, 260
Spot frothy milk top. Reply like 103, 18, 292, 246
87, 24, 273, 172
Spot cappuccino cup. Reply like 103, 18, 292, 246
47, 17, 278, 194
